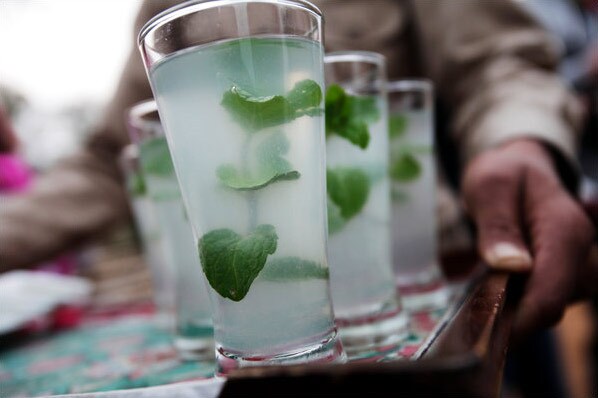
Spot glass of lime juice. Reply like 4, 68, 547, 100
138, 0, 346, 375
127, 100, 215, 363
118, 143, 175, 330
387, 80, 449, 312
324, 51, 409, 358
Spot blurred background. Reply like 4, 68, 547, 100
0, 1, 596, 397
1, 0, 139, 169
0, 1, 155, 315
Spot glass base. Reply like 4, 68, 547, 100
397, 280, 450, 313
174, 335, 215, 362
336, 306, 409, 359
215, 329, 346, 376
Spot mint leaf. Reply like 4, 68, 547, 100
221, 87, 292, 132
389, 114, 408, 139
327, 167, 370, 220
217, 132, 300, 190
352, 95, 379, 124
221, 80, 323, 132
198, 224, 278, 301
287, 79, 322, 110
324, 84, 345, 109
325, 84, 380, 149
327, 199, 347, 234
139, 136, 175, 177
391, 152, 421, 182
342, 121, 370, 149
217, 165, 299, 190
261, 257, 329, 281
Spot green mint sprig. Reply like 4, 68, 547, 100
388, 113, 435, 184
324, 84, 380, 149
199, 78, 325, 302
324, 85, 379, 233
388, 113, 421, 183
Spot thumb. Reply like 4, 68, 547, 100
463, 170, 533, 272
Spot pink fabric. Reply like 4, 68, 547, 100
0, 154, 33, 193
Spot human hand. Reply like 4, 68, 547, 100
461, 138, 596, 341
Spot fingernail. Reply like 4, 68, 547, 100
485, 242, 533, 271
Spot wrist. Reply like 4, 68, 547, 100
496, 137, 579, 195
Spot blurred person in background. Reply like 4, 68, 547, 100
0, 107, 29, 194
0, 101, 78, 276
520, 0, 598, 396
522, 0, 597, 181
0, 0, 595, 390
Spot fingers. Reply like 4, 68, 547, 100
461, 139, 596, 342
462, 158, 532, 272
511, 174, 596, 340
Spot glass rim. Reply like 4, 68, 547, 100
324, 51, 386, 67
387, 79, 433, 93
138, 0, 323, 47
127, 98, 158, 129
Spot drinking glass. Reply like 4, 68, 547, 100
324, 52, 408, 357
127, 100, 214, 361
118, 144, 175, 329
138, 0, 345, 375
387, 79, 449, 311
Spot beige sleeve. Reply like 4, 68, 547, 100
0, 0, 180, 272
410, 0, 584, 168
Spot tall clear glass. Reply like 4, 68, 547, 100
387, 80, 448, 311
118, 144, 175, 329
127, 100, 215, 362
138, 0, 345, 375
324, 52, 408, 358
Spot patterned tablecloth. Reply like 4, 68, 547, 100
0, 288, 462, 398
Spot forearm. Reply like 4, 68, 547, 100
412, 0, 584, 177
0, 150, 130, 271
